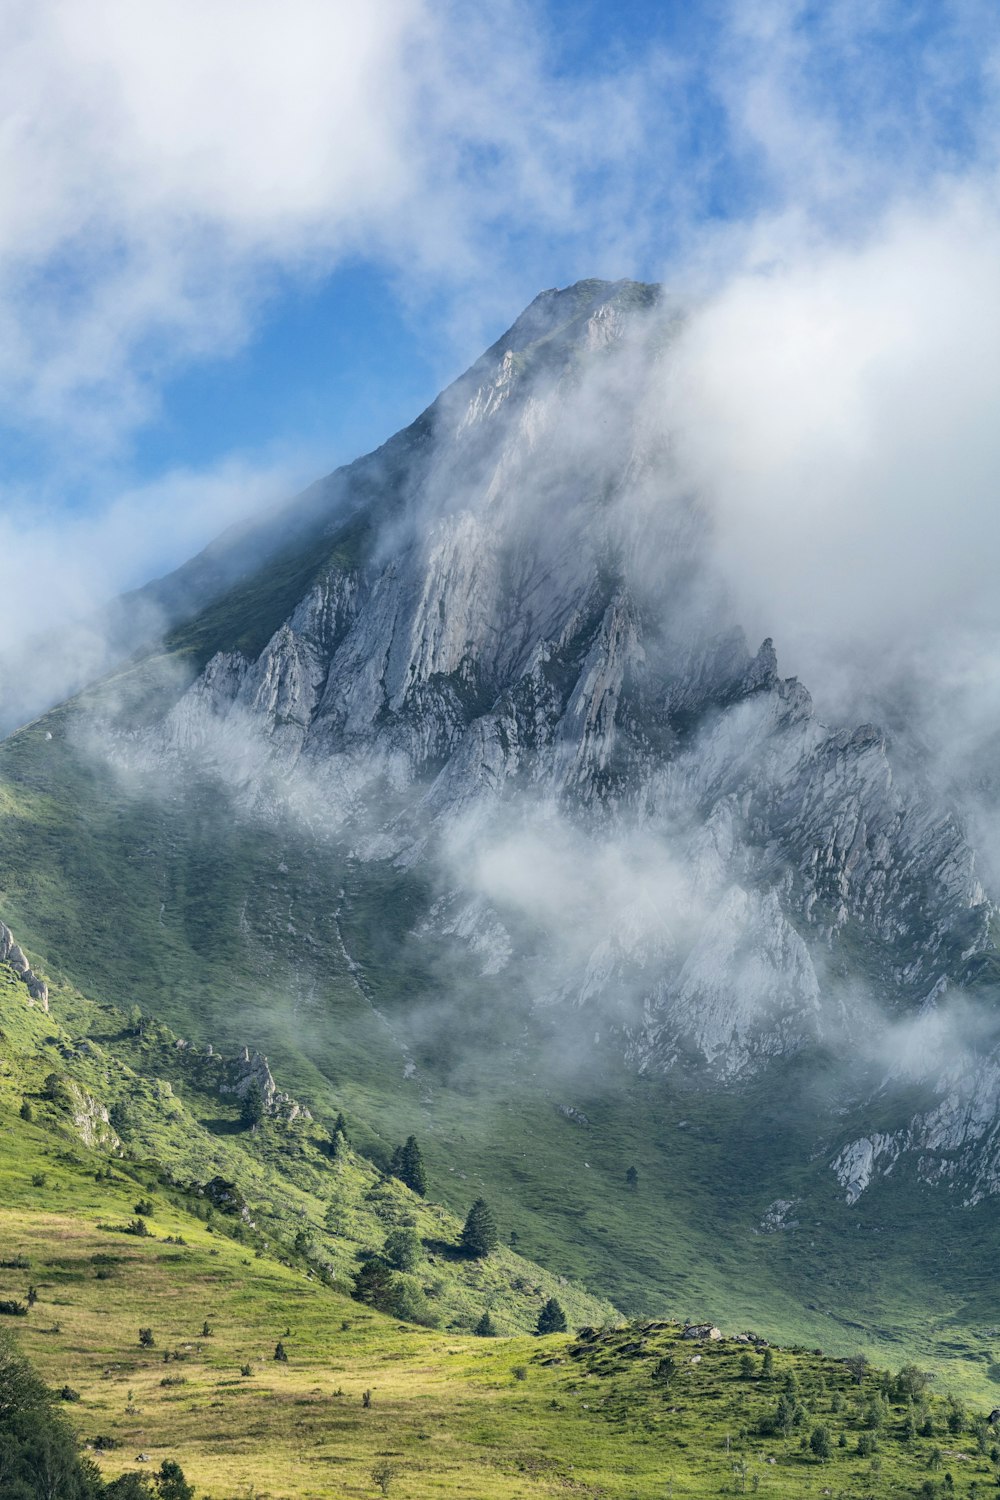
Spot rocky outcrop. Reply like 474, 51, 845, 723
0, 921, 48, 1010
831, 1045, 1000, 1206
199, 1176, 254, 1224
65, 1082, 121, 1153
108, 278, 995, 1099
217, 1046, 311, 1121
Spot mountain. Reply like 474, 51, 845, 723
3, 278, 1000, 1389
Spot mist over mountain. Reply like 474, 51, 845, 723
26, 279, 999, 1185
4, 276, 1000, 1389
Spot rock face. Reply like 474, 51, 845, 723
98, 278, 1000, 1192
217, 1047, 310, 1121
65, 1082, 121, 1153
0, 921, 48, 1010
831, 1047, 1000, 1207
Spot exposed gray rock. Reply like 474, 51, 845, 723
218, 1047, 311, 1121
0, 921, 48, 1010
65, 1082, 121, 1153
101, 278, 996, 1112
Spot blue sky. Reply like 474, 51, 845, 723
0, 0, 998, 635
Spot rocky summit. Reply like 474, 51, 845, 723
103, 279, 990, 1087
4, 280, 1000, 1384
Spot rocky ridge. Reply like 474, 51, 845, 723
83, 279, 1000, 1193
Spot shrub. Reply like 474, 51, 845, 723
154, 1458, 194, 1499
383, 1227, 422, 1271
387, 1276, 438, 1328
372, 1460, 395, 1495
809, 1425, 831, 1460
134, 1198, 154, 1217
0, 1301, 28, 1316
138, 1327, 156, 1348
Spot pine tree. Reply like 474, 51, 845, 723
535, 1297, 567, 1335
397, 1135, 427, 1196
240, 1082, 265, 1130
460, 1198, 499, 1258
351, 1259, 397, 1311
474, 1311, 497, 1337
625, 1165, 638, 1189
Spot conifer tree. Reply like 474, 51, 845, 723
351, 1259, 396, 1311
474, 1311, 497, 1337
460, 1198, 499, 1258
240, 1082, 265, 1131
535, 1297, 567, 1335
396, 1135, 427, 1196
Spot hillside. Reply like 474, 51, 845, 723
0, 953, 997, 1498
2, 278, 1000, 1407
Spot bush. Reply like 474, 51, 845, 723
372, 1460, 395, 1495
383, 1227, 421, 1272
133, 1199, 154, 1217
138, 1328, 155, 1348
0, 1300, 28, 1316
893, 1363, 932, 1401
809, 1425, 831, 1460
387, 1275, 438, 1328
19, 1101, 32, 1122
154, 1459, 194, 1499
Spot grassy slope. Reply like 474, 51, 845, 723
1, 715, 1000, 1400
0, 974, 997, 1499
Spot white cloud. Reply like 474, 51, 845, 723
666, 183, 1000, 711
0, 0, 667, 455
